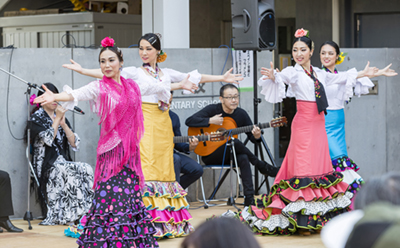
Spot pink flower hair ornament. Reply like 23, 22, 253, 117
294, 28, 309, 38
101, 37, 115, 48
30, 94, 40, 108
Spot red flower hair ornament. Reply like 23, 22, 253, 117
294, 28, 309, 38
101, 37, 115, 48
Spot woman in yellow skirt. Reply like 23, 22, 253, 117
63, 33, 242, 238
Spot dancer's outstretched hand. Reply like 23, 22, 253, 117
361, 61, 379, 78
377, 63, 398, 77
181, 75, 198, 93
62, 59, 83, 74
223, 68, 243, 84
261, 62, 276, 80
33, 84, 55, 106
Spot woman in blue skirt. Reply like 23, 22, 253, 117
319, 41, 397, 202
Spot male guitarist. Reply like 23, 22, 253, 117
185, 84, 279, 206
169, 92, 203, 189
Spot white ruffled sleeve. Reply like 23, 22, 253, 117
325, 68, 358, 102
61, 81, 100, 110
258, 67, 293, 103
162, 68, 202, 95
354, 77, 374, 97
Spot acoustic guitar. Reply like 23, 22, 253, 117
173, 133, 222, 144
187, 116, 287, 156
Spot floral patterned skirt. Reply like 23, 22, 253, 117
77, 167, 159, 248
40, 156, 94, 225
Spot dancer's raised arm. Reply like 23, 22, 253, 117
199, 68, 243, 84
34, 84, 73, 105
62, 59, 103, 78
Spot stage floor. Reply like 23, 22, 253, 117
1, 201, 325, 248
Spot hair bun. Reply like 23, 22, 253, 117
154, 33, 162, 40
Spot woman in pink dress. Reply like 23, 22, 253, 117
240, 29, 377, 235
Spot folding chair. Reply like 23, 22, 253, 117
195, 137, 242, 209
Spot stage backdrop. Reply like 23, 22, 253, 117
0, 48, 399, 219
0, 47, 275, 218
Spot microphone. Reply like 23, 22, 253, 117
73, 106, 85, 115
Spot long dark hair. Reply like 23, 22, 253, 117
181, 218, 261, 248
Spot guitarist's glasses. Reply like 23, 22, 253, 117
222, 96, 239, 101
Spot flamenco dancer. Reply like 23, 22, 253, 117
63, 33, 243, 238
320, 41, 397, 200
34, 37, 160, 247
238, 29, 378, 236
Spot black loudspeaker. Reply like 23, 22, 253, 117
231, 0, 276, 51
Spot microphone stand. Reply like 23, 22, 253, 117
0, 68, 53, 229
226, 136, 241, 211
24, 85, 38, 230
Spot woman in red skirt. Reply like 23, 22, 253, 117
241, 29, 377, 235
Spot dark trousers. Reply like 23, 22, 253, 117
201, 139, 259, 197
0, 170, 14, 217
173, 153, 204, 189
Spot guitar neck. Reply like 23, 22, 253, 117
229, 122, 270, 135
173, 134, 209, 144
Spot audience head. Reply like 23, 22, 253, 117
354, 172, 400, 209
321, 172, 400, 248
347, 172, 400, 248
181, 217, 261, 248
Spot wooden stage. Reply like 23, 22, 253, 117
1, 201, 325, 248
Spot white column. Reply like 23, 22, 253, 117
142, 0, 190, 48
332, 0, 340, 45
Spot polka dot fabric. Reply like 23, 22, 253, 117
77, 168, 159, 248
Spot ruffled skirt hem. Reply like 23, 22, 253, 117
77, 168, 159, 248
142, 181, 194, 239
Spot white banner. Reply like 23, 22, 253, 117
232, 50, 254, 89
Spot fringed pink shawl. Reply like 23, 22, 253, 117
94, 75, 145, 188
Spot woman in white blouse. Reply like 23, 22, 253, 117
238, 29, 377, 236
62, 33, 242, 239
320, 41, 396, 206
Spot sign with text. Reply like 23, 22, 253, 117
232, 50, 254, 90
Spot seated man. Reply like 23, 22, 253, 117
0, 170, 24, 233
185, 84, 279, 206
169, 92, 203, 189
